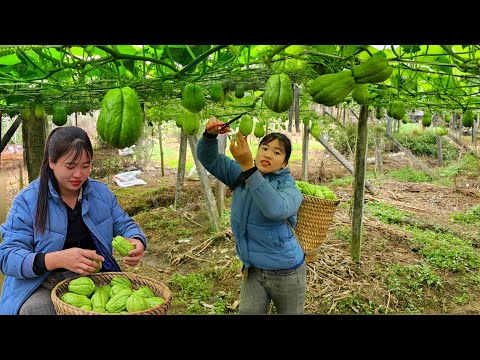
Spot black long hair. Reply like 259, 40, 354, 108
35, 126, 93, 233
229, 132, 292, 191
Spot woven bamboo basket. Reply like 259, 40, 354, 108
51, 272, 172, 315
295, 195, 340, 262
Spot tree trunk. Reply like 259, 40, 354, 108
288, 98, 294, 132
294, 84, 300, 133
22, 112, 46, 183
302, 122, 309, 181
436, 134, 443, 166
174, 129, 188, 209
351, 104, 369, 263
188, 135, 221, 233
158, 123, 165, 177
374, 134, 383, 176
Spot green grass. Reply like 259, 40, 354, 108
407, 226, 480, 273
167, 258, 242, 315
451, 205, 480, 225
386, 167, 432, 183
384, 263, 444, 312
365, 201, 413, 225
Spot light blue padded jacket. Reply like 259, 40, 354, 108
197, 134, 304, 271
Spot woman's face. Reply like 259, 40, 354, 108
255, 138, 287, 174
49, 150, 91, 196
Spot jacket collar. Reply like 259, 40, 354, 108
47, 174, 91, 204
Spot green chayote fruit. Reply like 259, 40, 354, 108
239, 115, 253, 136
133, 286, 156, 298
144, 296, 165, 308
61, 292, 92, 308
96, 87, 144, 149
68, 276, 96, 297
110, 276, 133, 288
126, 293, 150, 312
112, 236, 135, 257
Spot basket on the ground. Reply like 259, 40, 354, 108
295, 195, 340, 262
51, 272, 172, 315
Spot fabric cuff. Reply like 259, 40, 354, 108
32, 253, 48, 275
203, 130, 218, 139
242, 166, 258, 179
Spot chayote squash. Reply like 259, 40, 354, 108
462, 110, 475, 128
109, 283, 131, 298
239, 115, 253, 136
444, 112, 451, 123
110, 275, 133, 289
52, 103, 68, 126
209, 84, 224, 103
175, 111, 185, 128
94, 284, 112, 296
182, 83, 206, 113
144, 296, 165, 308
96, 87, 144, 149
92, 307, 107, 313
375, 106, 383, 120
112, 235, 135, 257
422, 111, 432, 127
253, 122, 265, 138
310, 124, 321, 138
390, 101, 405, 121
352, 56, 393, 84
61, 292, 92, 308
126, 293, 150, 312
106, 287, 133, 313
34, 99, 44, 118
386, 102, 394, 117
133, 286, 156, 298
91, 290, 109, 309
182, 111, 200, 136
68, 276, 96, 297
263, 73, 294, 113
235, 85, 244, 99
351, 84, 369, 105
308, 70, 356, 107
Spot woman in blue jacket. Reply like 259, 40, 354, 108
196, 117, 305, 314
0, 126, 147, 315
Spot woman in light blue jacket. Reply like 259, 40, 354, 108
197, 117, 305, 314
0, 126, 147, 315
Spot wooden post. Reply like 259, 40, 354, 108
350, 104, 369, 263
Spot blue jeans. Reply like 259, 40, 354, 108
19, 271, 77, 315
239, 261, 306, 314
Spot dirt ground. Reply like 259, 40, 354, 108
2, 134, 480, 315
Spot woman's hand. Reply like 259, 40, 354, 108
122, 237, 145, 267
205, 117, 231, 135
229, 132, 255, 171
46, 248, 104, 275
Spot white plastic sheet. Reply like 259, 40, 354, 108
113, 170, 146, 187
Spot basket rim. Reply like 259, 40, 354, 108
51, 271, 172, 315
301, 194, 340, 205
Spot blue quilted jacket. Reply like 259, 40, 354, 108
0, 177, 146, 315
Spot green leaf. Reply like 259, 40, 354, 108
6, 95, 29, 105
0, 53, 21, 65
